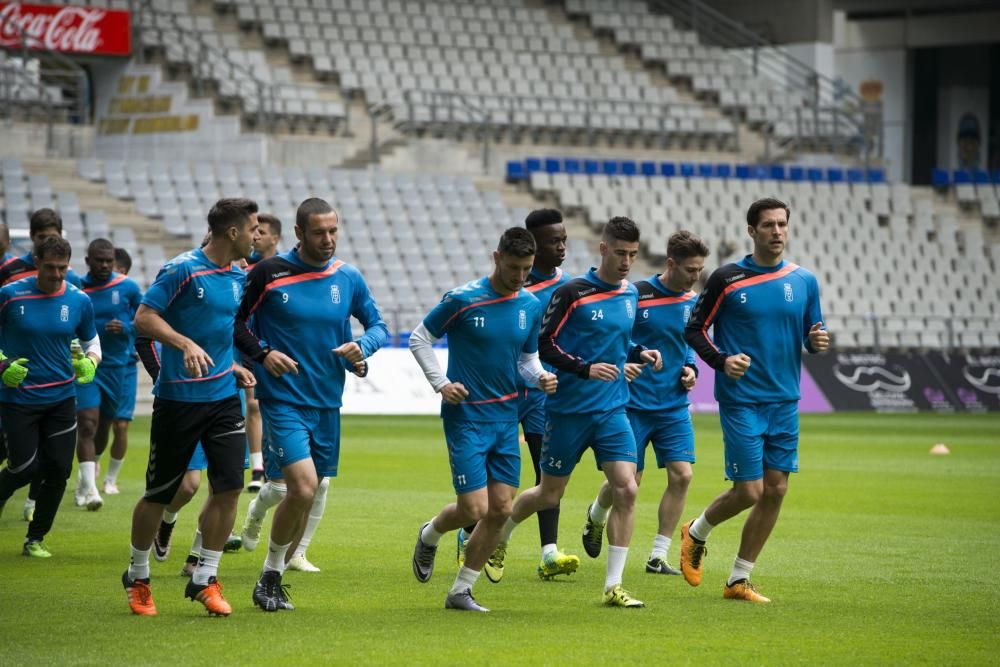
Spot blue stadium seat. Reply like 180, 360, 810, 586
584, 160, 600, 175
715, 163, 732, 178
660, 162, 677, 177
806, 167, 824, 182
993, 170, 1000, 184
827, 168, 844, 183
846, 168, 865, 183
931, 169, 950, 187
621, 161, 637, 176
953, 170, 972, 184
866, 168, 886, 183
735, 164, 751, 179
564, 158, 581, 174
639, 161, 657, 177
526, 158, 542, 173
769, 165, 786, 180
974, 170, 990, 184
679, 162, 695, 177
697, 163, 713, 178
506, 161, 525, 182
750, 165, 769, 179
602, 160, 620, 175
544, 158, 561, 173
788, 166, 805, 181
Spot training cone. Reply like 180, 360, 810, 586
929, 443, 950, 455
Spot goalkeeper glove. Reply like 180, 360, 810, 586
0, 351, 29, 388
72, 351, 97, 384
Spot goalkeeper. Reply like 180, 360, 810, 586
0, 236, 101, 558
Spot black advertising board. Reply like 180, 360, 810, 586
803, 351, 959, 412
923, 352, 1000, 412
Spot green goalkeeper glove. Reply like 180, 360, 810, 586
72, 351, 97, 384
0, 352, 29, 388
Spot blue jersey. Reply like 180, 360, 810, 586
236, 249, 389, 410
628, 275, 698, 413
80, 272, 142, 368
0, 251, 82, 288
0, 276, 96, 404
520, 267, 570, 378
685, 255, 824, 405
424, 276, 541, 422
538, 268, 645, 415
141, 247, 245, 403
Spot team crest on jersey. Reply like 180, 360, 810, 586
111, 290, 120, 305
60, 305, 69, 322
518, 309, 526, 330
784, 283, 794, 302
625, 299, 634, 319
331, 285, 341, 304
683, 304, 692, 322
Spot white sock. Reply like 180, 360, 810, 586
106, 457, 125, 483
542, 543, 557, 559
192, 548, 222, 585
23, 498, 36, 510
590, 497, 611, 524
650, 534, 671, 560
501, 516, 519, 543
449, 566, 481, 595
250, 451, 263, 470
605, 545, 629, 591
128, 545, 151, 580
728, 557, 755, 586
264, 539, 292, 574
254, 481, 286, 519
162, 510, 178, 524
689, 511, 714, 542
80, 461, 96, 493
294, 478, 329, 558
189, 529, 202, 557
421, 517, 444, 546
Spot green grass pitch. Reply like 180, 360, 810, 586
1, 413, 998, 665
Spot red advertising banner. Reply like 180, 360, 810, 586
0, 2, 131, 56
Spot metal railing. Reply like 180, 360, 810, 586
651, 0, 882, 161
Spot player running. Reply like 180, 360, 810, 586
410, 227, 557, 612
0, 236, 100, 557
681, 198, 829, 603
236, 198, 388, 612
73, 239, 141, 509
584, 231, 708, 576
121, 199, 259, 617
495, 217, 662, 608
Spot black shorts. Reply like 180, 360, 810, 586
144, 395, 246, 504
0, 398, 77, 483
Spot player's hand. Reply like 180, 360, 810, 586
181, 341, 214, 378
724, 353, 751, 380
588, 362, 619, 381
0, 354, 29, 388
351, 359, 367, 376
639, 349, 663, 371
624, 362, 643, 382
440, 382, 469, 404
538, 372, 557, 395
680, 365, 697, 390
72, 353, 98, 384
809, 322, 830, 353
263, 350, 299, 377
234, 364, 256, 388
104, 319, 125, 334
332, 342, 364, 364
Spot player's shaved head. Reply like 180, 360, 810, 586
296, 198, 337, 231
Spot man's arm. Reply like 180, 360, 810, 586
538, 284, 591, 378
135, 304, 214, 378
684, 270, 729, 372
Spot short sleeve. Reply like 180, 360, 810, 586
75, 294, 98, 341
521, 298, 540, 354
423, 292, 463, 339
142, 261, 190, 314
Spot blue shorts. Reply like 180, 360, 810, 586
540, 408, 637, 477
261, 400, 341, 480
517, 387, 546, 436
114, 361, 138, 421
188, 441, 250, 471
76, 364, 125, 417
719, 401, 799, 481
443, 419, 520, 494
628, 407, 695, 472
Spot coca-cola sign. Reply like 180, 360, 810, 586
0, 2, 131, 56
